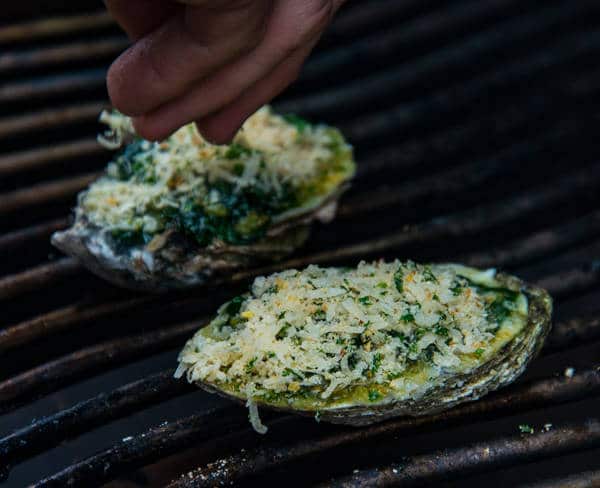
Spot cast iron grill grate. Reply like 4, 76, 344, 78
0, 0, 599, 486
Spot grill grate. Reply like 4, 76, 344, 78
1, 0, 599, 486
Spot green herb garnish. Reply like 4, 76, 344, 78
224, 143, 251, 159
265, 285, 279, 294
422, 265, 438, 283
401, 312, 415, 323
434, 325, 449, 337
519, 424, 534, 434
368, 390, 382, 402
312, 309, 327, 321
394, 267, 404, 293
225, 295, 245, 316
283, 113, 310, 133
245, 357, 257, 374
276, 322, 292, 340
371, 353, 383, 374
282, 368, 303, 380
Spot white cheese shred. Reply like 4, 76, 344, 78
246, 398, 268, 434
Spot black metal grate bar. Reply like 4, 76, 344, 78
0, 37, 126, 75
0, 68, 107, 105
0, 217, 67, 255
169, 369, 600, 487
0, 11, 113, 45
0, 320, 202, 414
0, 139, 102, 178
297, 0, 588, 89
0, 296, 151, 354
0, 102, 106, 141
0, 172, 98, 218
34, 405, 258, 488
321, 418, 600, 487
0, 370, 192, 471
521, 469, 600, 488
0, 257, 79, 301
282, 1, 600, 118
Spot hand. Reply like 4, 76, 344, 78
105, 0, 345, 143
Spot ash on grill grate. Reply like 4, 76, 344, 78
1, 0, 600, 486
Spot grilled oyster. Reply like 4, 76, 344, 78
52, 107, 355, 291
175, 261, 552, 431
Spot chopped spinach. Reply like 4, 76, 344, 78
394, 267, 404, 293
519, 424, 534, 434
450, 282, 464, 296
276, 322, 292, 340
347, 353, 359, 370
312, 309, 327, 321
245, 357, 257, 374
283, 113, 310, 133
368, 390, 381, 402
371, 353, 383, 374
457, 275, 520, 325
113, 139, 155, 182
401, 312, 415, 323
422, 265, 438, 283
387, 330, 409, 343
110, 229, 153, 251
282, 368, 303, 380
421, 344, 437, 362
225, 295, 245, 316
225, 143, 252, 159
264, 284, 279, 294
434, 325, 449, 337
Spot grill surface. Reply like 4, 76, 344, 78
1, 1, 599, 486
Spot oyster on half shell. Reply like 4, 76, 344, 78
52, 107, 355, 291
175, 261, 552, 431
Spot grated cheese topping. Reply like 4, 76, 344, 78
80, 106, 354, 247
176, 261, 528, 410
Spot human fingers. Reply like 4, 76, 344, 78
195, 40, 317, 144
131, 0, 334, 140
107, 0, 272, 116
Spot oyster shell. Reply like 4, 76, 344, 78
52, 107, 355, 292
176, 261, 552, 429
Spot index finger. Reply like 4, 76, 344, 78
107, 0, 271, 116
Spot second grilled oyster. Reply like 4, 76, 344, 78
176, 260, 552, 431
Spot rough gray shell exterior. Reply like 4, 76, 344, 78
192, 273, 552, 426
51, 192, 344, 292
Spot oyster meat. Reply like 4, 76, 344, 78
176, 260, 552, 430
52, 107, 355, 291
